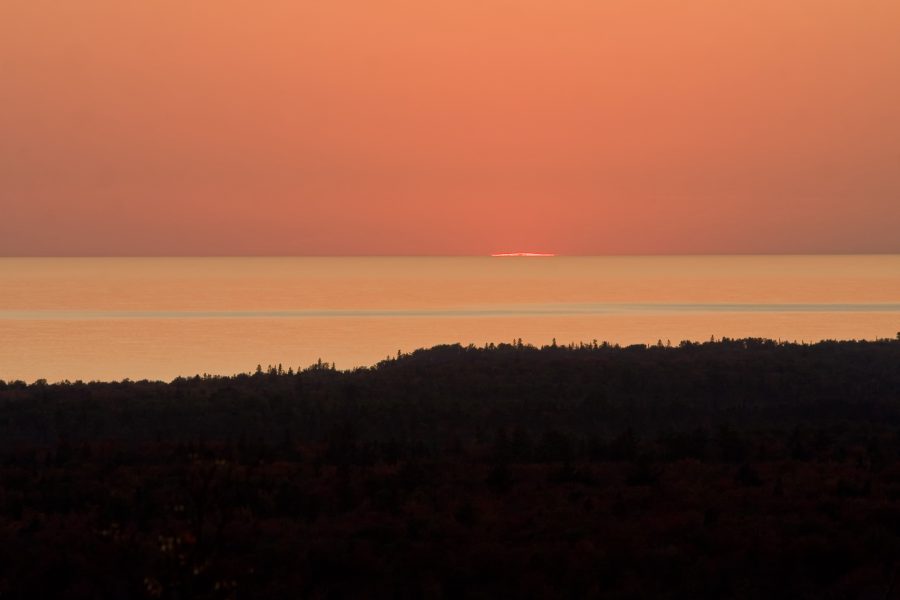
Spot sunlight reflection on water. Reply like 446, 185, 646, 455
1, 256, 898, 382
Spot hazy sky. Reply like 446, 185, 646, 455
2, 0, 899, 255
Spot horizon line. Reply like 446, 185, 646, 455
2, 252, 900, 259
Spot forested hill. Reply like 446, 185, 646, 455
3, 338, 900, 598
1, 337, 898, 448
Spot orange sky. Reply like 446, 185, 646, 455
2, 0, 899, 255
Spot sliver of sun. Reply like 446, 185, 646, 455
491, 252, 556, 257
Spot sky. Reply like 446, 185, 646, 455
2, 0, 899, 255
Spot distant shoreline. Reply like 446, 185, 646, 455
3, 333, 897, 386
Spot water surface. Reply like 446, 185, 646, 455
1, 256, 897, 382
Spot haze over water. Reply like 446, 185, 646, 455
1, 256, 898, 383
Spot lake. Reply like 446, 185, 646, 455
1, 256, 898, 382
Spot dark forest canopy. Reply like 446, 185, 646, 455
3, 337, 900, 599
1, 337, 898, 450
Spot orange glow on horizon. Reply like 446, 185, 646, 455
491, 252, 557, 257
1, 0, 899, 255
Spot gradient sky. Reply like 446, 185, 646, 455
2, 0, 899, 255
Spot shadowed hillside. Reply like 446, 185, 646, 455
1, 337, 900, 598
2, 337, 899, 447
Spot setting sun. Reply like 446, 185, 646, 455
2, 1, 899, 596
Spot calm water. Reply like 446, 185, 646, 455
1, 256, 898, 382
